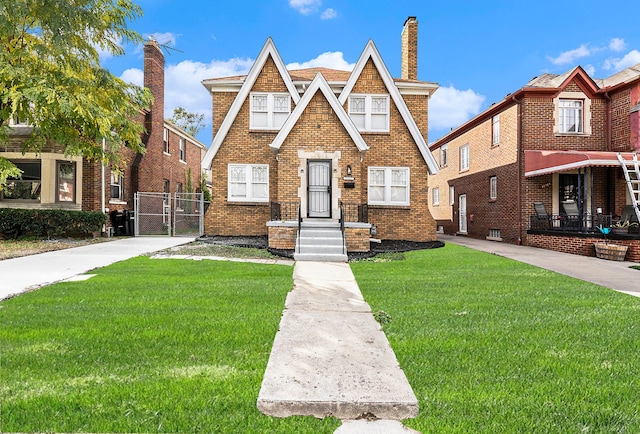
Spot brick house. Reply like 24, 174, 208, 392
201, 17, 440, 259
1, 40, 207, 234
429, 64, 640, 261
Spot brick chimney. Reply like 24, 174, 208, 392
143, 39, 165, 147
401, 16, 418, 80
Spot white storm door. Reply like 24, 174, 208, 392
308, 160, 331, 218
459, 194, 467, 233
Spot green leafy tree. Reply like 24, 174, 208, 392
169, 107, 205, 137
0, 0, 152, 184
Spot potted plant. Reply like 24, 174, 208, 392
611, 219, 630, 235
595, 225, 628, 261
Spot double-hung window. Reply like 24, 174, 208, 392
460, 144, 469, 171
492, 114, 500, 145
559, 99, 583, 133
349, 94, 390, 132
368, 167, 410, 206
57, 161, 75, 203
163, 128, 169, 153
110, 171, 124, 201
432, 187, 440, 205
179, 138, 186, 162
440, 144, 448, 167
228, 164, 269, 202
449, 185, 455, 205
250, 93, 290, 130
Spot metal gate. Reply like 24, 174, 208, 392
134, 192, 204, 237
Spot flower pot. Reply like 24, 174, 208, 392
594, 242, 628, 261
611, 227, 628, 235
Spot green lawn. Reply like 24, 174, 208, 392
2, 245, 639, 433
352, 244, 640, 433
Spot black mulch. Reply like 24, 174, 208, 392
196, 235, 444, 261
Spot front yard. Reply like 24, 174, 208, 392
1, 243, 639, 433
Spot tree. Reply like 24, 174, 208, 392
0, 0, 152, 184
169, 107, 205, 137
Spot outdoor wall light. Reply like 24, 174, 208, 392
346, 165, 352, 176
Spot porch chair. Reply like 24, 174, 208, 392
533, 202, 552, 229
561, 201, 581, 230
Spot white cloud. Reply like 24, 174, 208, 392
120, 68, 143, 87
286, 51, 354, 70
320, 8, 337, 20
584, 64, 595, 76
547, 44, 591, 66
428, 85, 485, 131
603, 50, 640, 72
609, 38, 626, 52
289, 0, 321, 15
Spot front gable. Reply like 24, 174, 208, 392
201, 38, 299, 169
339, 40, 439, 174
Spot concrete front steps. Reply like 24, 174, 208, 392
294, 220, 348, 262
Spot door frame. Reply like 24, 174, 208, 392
307, 159, 332, 218
297, 150, 342, 221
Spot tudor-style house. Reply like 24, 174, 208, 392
429, 63, 640, 262
1, 40, 207, 234
201, 17, 439, 260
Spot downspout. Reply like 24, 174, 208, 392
101, 138, 106, 235
603, 91, 614, 214
513, 95, 523, 244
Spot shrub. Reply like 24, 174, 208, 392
0, 208, 106, 239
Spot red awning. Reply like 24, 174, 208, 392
524, 150, 637, 177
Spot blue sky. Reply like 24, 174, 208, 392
100, 0, 640, 146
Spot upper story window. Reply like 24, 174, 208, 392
490, 176, 497, 200
368, 167, 410, 206
349, 94, 390, 132
110, 171, 124, 201
492, 114, 500, 145
163, 128, 169, 153
559, 99, 583, 133
179, 138, 186, 162
460, 144, 469, 171
440, 144, 448, 167
250, 93, 290, 130
228, 164, 269, 202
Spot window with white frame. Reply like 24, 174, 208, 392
490, 176, 497, 199
228, 164, 269, 202
492, 114, 500, 145
460, 144, 469, 171
440, 144, 448, 167
176, 182, 183, 209
179, 138, 186, 162
449, 185, 455, 205
432, 187, 440, 205
349, 94, 390, 132
368, 167, 410, 206
559, 99, 583, 133
250, 93, 290, 130
110, 171, 124, 201
163, 128, 169, 153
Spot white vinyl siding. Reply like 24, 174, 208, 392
349, 94, 390, 132
368, 167, 410, 206
228, 164, 269, 202
250, 93, 290, 130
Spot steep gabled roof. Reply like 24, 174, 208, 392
270, 73, 369, 152
201, 38, 300, 169
526, 66, 600, 97
339, 40, 439, 174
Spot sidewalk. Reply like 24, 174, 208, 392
439, 235, 640, 297
257, 261, 419, 433
0, 237, 192, 301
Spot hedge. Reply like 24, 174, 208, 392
0, 208, 107, 239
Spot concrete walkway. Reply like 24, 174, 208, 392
257, 261, 419, 433
0, 236, 192, 300
439, 235, 640, 297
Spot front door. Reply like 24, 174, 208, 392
459, 194, 467, 233
308, 160, 331, 218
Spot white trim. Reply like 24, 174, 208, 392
367, 166, 410, 206
202, 38, 300, 169
348, 94, 390, 132
339, 40, 439, 174
227, 163, 269, 203
270, 73, 369, 152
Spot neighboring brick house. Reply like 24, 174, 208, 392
429, 64, 640, 261
1, 40, 207, 234
201, 17, 440, 253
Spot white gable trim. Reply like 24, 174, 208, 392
270, 73, 369, 152
339, 40, 439, 174
201, 38, 300, 169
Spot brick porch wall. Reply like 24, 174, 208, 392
527, 233, 640, 262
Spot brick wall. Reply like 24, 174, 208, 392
528, 233, 640, 262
